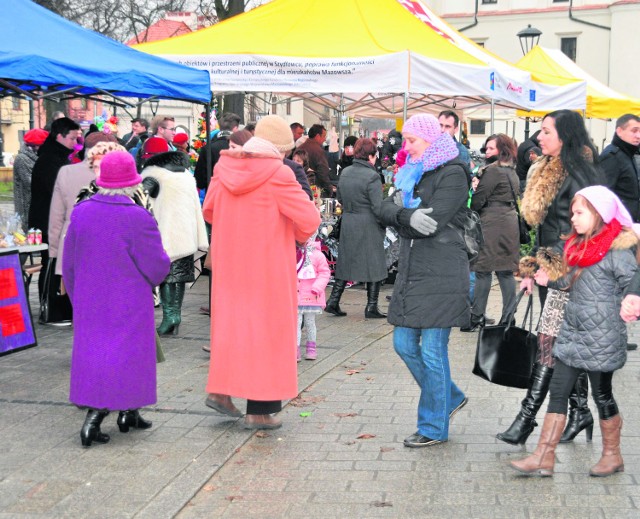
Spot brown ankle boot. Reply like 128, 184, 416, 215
510, 413, 566, 476
590, 415, 624, 477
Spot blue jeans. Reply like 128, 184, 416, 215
393, 327, 465, 441
469, 271, 476, 302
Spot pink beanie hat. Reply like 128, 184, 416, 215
402, 114, 441, 144
575, 185, 633, 227
96, 151, 142, 189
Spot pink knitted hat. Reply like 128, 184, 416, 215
575, 185, 633, 227
402, 114, 441, 144
96, 151, 142, 189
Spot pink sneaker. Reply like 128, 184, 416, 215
305, 341, 317, 360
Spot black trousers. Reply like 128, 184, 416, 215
547, 359, 618, 419
246, 400, 281, 415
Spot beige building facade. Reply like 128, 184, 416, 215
427, 0, 640, 151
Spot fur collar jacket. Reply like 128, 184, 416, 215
141, 164, 208, 262
521, 155, 567, 227
520, 228, 638, 282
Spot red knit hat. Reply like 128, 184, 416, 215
96, 151, 142, 189
173, 132, 189, 146
23, 128, 49, 146
142, 136, 169, 159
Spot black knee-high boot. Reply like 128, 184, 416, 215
365, 282, 386, 318
80, 409, 110, 447
325, 279, 347, 316
560, 371, 594, 443
496, 363, 554, 445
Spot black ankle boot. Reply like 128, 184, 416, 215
496, 363, 554, 445
325, 279, 347, 316
80, 409, 110, 447
560, 371, 593, 443
364, 282, 386, 319
460, 314, 485, 332
117, 410, 153, 433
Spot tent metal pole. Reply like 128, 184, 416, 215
490, 98, 495, 135
205, 100, 212, 186
403, 92, 408, 122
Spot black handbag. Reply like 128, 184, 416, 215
39, 258, 73, 324
507, 176, 531, 245
447, 208, 484, 261
472, 289, 537, 389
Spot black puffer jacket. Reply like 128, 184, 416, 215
379, 158, 471, 329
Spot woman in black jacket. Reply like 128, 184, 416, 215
379, 114, 470, 448
325, 138, 387, 318
496, 110, 603, 447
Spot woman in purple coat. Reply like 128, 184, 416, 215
63, 151, 170, 447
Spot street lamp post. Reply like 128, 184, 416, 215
517, 24, 542, 140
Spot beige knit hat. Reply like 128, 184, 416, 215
254, 115, 294, 152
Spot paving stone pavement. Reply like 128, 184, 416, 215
177, 286, 640, 519
0, 276, 393, 518
1, 266, 639, 518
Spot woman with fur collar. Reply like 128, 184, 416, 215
496, 110, 603, 447
141, 150, 208, 336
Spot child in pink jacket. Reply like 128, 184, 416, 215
297, 234, 331, 361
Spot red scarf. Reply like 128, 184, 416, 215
564, 219, 621, 267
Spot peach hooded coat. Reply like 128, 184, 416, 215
203, 148, 320, 401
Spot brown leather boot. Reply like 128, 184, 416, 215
590, 415, 624, 477
509, 413, 566, 476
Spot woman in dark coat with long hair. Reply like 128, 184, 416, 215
462, 134, 520, 330
325, 138, 388, 318
496, 110, 603, 447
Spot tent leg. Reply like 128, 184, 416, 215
403, 92, 408, 123
490, 98, 495, 135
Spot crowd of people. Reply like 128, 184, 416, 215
14, 105, 640, 480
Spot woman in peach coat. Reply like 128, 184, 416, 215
202, 115, 320, 430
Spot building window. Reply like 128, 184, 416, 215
286, 98, 291, 116
553, 1, 569, 2
561, 37, 577, 61
271, 96, 277, 115
470, 120, 487, 135
482, 0, 497, 4
11, 97, 20, 110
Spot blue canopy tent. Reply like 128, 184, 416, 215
0, 0, 211, 105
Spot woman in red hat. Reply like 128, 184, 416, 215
13, 128, 48, 227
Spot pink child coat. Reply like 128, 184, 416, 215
298, 242, 331, 308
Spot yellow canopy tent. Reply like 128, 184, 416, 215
134, 0, 585, 117
517, 46, 640, 119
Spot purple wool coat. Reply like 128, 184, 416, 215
63, 194, 170, 410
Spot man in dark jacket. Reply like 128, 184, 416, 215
516, 130, 542, 190
28, 117, 80, 298
194, 112, 241, 192
120, 117, 149, 151
601, 114, 640, 222
298, 124, 332, 196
